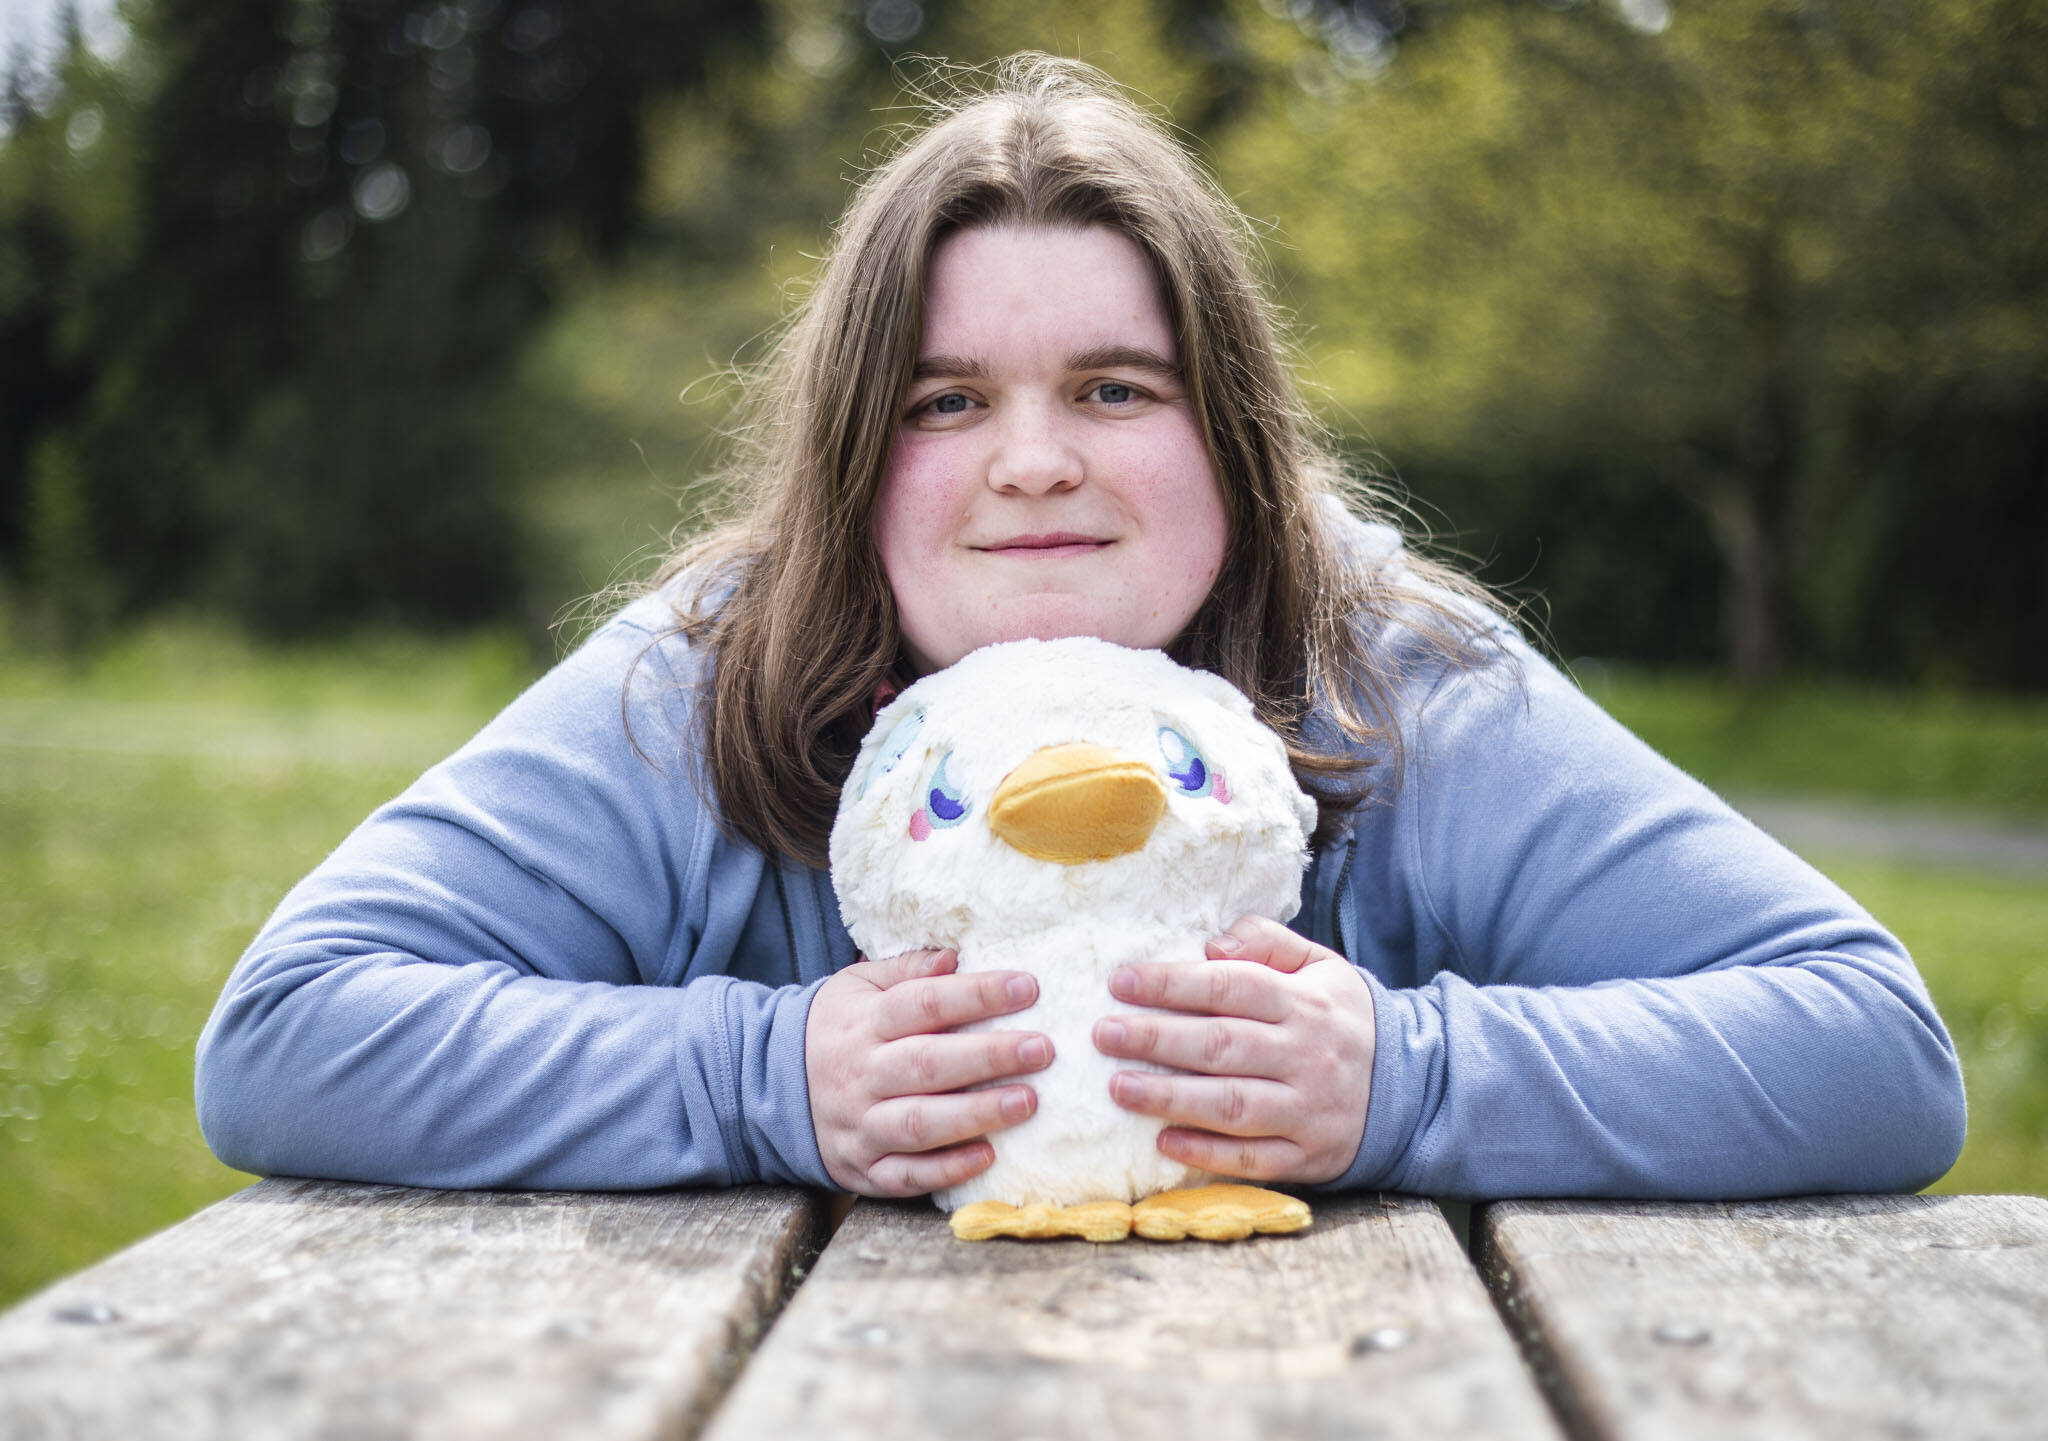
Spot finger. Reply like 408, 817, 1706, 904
1108, 1069, 1295, 1138
1107, 959, 1290, 1022
1154, 1127, 1307, 1183
865, 1140, 997, 1198
1206, 916, 1330, 974
875, 969, 1038, 1041
867, 1085, 1036, 1155
859, 948, 958, 990
1092, 1012, 1287, 1079
873, 1030, 1054, 1097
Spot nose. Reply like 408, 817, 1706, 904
988, 743, 1167, 864
986, 403, 1083, 496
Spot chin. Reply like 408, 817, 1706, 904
987, 608, 1179, 659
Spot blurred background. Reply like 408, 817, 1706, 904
2, 0, 2043, 1305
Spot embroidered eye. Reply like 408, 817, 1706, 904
926, 753, 969, 825
909, 751, 970, 841
861, 708, 924, 798
1157, 726, 1217, 799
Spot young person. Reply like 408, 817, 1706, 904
196, 56, 1965, 1201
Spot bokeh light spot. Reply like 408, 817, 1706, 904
353, 162, 412, 223
865, 0, 921, 44
435, 123, 491, 174
64, 104, 104, 154
299, 208, 351, 262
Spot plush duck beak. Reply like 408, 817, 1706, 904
988, 743, 1167, 865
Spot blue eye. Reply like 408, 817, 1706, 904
925, 752, 970, 827
861, 709, 923, 798
1157, 726, 1213, 797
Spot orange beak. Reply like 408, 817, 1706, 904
987, 743, 1167, 865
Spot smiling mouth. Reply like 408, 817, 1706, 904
978, 533, 1113, 555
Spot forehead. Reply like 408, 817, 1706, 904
920, 224, 1176, 362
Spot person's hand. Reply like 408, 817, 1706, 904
1092, 915, 1374, 1184
806, 948, 1052, 1196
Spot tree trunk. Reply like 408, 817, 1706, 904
1711, 237, 1798, 685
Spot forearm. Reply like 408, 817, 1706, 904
1333, 943, 1966, 1199
196, 944, 830, 1189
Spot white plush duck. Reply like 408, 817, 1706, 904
829, 637, 1317, 1223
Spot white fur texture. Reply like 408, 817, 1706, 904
828, 638, 1316, 1210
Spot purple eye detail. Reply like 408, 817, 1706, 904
925, 752, 969, 827
1158, 726, 1214, 798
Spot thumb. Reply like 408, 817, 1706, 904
860, 947, 958, 987
1206, 915, 1326, 974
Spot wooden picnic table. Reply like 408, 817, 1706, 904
1, 1181, 2042, 1440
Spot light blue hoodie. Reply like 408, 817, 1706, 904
195, 547, 1966, 1199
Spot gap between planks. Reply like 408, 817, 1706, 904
703, 1191, 1563, 1441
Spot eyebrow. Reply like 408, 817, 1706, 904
910, 344, 1182, 382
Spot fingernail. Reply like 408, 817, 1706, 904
1111, 1073, 1141, 1104
1006, 975, 1035, 1005
1208, 933, 1244, 955
1019, 1036, 1051, 1067
1003, 1089, 1033, 1121
1110, 968, 1137, 998
1097, 1019, 1126, 1048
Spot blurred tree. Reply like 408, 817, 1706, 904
3, 0, 767, 638
0, 6, 141, 639
1217, 0, 2048, 681
8, 0, 2043, 686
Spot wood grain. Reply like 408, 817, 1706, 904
0, 1179, 826, 1441
1479, 1193, 2048, 1441
703, 1192, 1564, 1441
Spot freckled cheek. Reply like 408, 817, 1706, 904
1109, 425, 1226, 537
874, 448, 973, 566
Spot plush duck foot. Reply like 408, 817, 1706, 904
950, 1184, 1311, 1243
1133, 1183, 1312, 1240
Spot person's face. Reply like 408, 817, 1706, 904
872, 223, 1228, 674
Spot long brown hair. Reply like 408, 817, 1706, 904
648, 54, 1503, 868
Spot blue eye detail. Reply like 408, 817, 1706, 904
861, 709, 924, 798
1157, 726, 1213, 797
926, 752, 970, 827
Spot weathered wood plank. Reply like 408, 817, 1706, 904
0, 1179, 826, 1441
703, 1192, 1564, 1441
1479, 1193, 2048, 1441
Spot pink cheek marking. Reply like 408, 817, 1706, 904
1213, 770, 1231, 805
908, 808, 933, 842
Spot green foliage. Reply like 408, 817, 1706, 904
1210, 0, 2048, 681
0, 17, 142, 616
1, 0, 769, 636
4, 0, 2045, 673
22, 430, 114, 644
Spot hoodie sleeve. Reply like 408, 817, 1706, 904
193, 608, 834, 1191
1325, 631, 1967, 1200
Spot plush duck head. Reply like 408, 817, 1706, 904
829, 637, 1317, 1215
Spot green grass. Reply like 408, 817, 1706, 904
1, 628, 2043, 1309
1820, 858, 2048, 1198
1, 622, 539, 1307
1579, 665, 2048, 821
